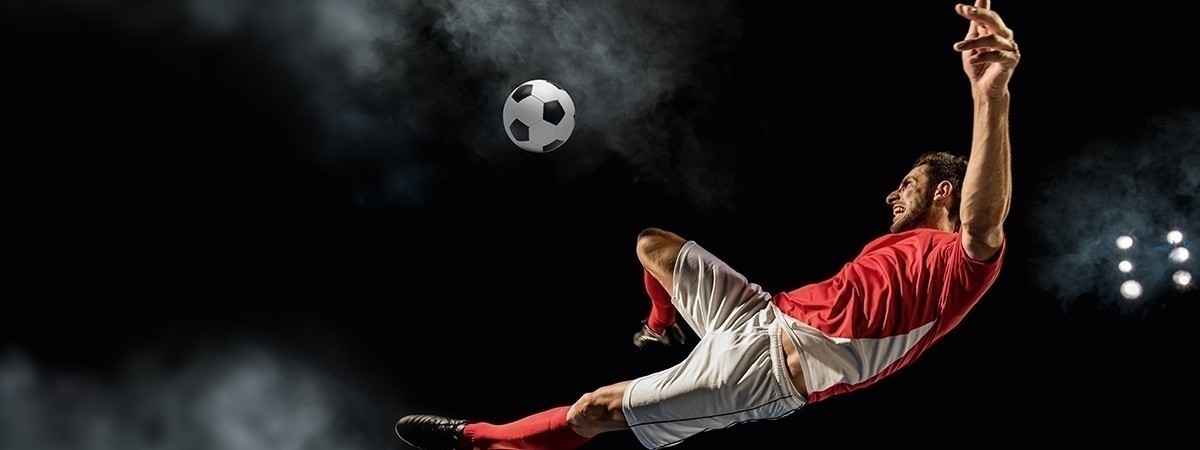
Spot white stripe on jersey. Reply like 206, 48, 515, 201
779, 315, 936, 395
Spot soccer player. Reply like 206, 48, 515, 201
396, 2, 1019, 449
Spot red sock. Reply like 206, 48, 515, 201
644, 268, 676, 334
461, 406, 589, 450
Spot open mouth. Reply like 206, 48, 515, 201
893, 206, 905, 217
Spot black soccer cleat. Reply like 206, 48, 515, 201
395, 414, 467, 450
632, 320, 687, 348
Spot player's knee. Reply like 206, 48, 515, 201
637, 228, 683, 272
566, 393, 600, 434
569, 391, 617, 421
566, 390, 624, 436
637, 227, 679, 245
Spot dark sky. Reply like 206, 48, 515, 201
3, 1, 1198, 449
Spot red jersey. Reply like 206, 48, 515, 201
771, 228, 1004, 403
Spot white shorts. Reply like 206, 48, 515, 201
622, 241, 807, 449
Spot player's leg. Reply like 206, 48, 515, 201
624, 233, 807, 448
633, 228, 689, 347
636, 227, 685, 289
623, 317, 807, 449
393, 382, 630, 450
648, 230, 772, 338
566, 380, 632, 437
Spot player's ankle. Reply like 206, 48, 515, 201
646, 319, 673, 335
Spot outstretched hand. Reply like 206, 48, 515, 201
954, 1, 1020, 100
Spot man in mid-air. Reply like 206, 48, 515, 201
396, 1, 1019, 449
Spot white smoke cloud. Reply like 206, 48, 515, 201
10, 0, 745, 211
432, 0, 744, 208
1026, 109, 1200, 310
0, 343, 395, 450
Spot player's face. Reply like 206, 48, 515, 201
886, 166, 935, 233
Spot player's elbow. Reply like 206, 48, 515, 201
961, 223, 1004, 261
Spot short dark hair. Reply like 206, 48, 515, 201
913, 151, 968, 226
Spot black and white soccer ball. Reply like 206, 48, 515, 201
502, 79, 576, 153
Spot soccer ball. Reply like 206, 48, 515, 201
502, 79, 576, 153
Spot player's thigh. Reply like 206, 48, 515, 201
671, 241, 772, 336
623, 326, 804, 448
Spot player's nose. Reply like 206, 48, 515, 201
885, 190, 900, 205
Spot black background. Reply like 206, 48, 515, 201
4, 1, 1198, 448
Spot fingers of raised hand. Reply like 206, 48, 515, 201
965, 49, 1020, 68
956, 3, 1013, 40
954, 34, 1018, 53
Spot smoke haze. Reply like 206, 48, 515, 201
21, 0, 745, 210
1026, 109, 1199, 310
0, 341, 395, 450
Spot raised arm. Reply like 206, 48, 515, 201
953, 1, 1020, 262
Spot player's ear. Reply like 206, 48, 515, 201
934, 180, 954, 203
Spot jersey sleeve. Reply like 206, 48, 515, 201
937, 230, 1005, 314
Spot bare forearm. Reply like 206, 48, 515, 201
960, 93, 1011, 250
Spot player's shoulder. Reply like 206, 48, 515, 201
856, 229, 949, 257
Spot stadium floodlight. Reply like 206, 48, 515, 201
1120, 280, 1143, 299
1174, 270, 1192, 286
1116, 235, 1134, 249
1167, 230, 1183, 245
1169, 247, 1190, 263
